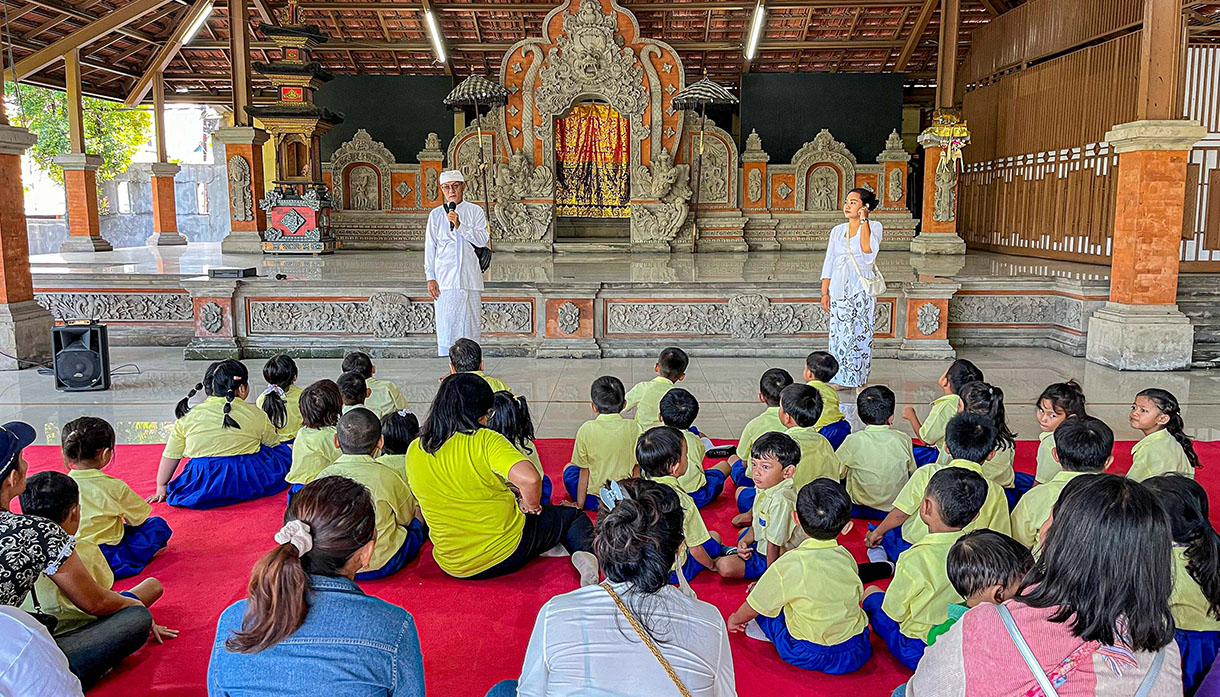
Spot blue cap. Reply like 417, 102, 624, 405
0, 421, 36, 480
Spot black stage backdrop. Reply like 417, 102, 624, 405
740, 73, 904, 163
315, 75, 456, 162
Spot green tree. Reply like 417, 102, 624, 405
4, 82, 151, 186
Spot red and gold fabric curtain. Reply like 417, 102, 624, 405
554, 103, 630, 218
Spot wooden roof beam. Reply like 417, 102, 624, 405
187, 38, 904, 51
894, 0, 937, 72
125, 0, 211, 106
18, 0, 162, 44
252, 0, 275, 24
977, 0, 1008, 16
292, 0, 927, 10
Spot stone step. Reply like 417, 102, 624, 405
552, 240, 633, 253
553, 218, 630, 240
1177, 275, 1220, 368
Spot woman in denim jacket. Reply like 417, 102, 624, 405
207, 476, 425, 696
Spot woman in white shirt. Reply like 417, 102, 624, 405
819, 188, 883, 389
485, 478, 736, 697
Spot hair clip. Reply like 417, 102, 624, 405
398, 408, 412, 417
598, 480, 630, 510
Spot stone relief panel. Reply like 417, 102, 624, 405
632, 149, 691, 245
329, 129, 395, 212
691, 143, 728, 204
807, 166, 840, 212
200, 302, 225, 333
792, 129, 857, 212
247, 297, 534, 336
916, 302, 941, 336
606, 296, 892, 338
35, 292, 193, 323
348, 165, 380, 211
888, 167, 904, 202
948, 294, 1086, 332
933, 166, 958, 222
747, 168, 762, 203
227, 156, 253, 221
490, 151, 554, 242
557, 301, 580, 335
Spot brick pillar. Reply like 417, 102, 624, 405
740, 128, 778, 250
148, 162, 187, 246
55, 154, 112, 253
0, 126, 53, 370
416, 135, 445, 211
877, 129, 911, 212
910, 139, 965, 255
1086, 120, 1206, 371
213, 126, 269, 253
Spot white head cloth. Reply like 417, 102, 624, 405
439, 169, 465, 185
274, 520, 313, 555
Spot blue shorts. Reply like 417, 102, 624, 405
722, 538, 769, 580
755, 612, 872, 674
98, 517, 173, 579
867, 523, 913, 562
688, 469, 727, 508
670, 537, 722, 584
355, 518, 425, 581
820, 420, 851, 450
286, 482, 305, 507
851, 503, 890, 521
863, 593, 926, 670
912, 445, 940, 467
1013, 471, 1037, 501
730, 459, 753, 488
540, 475, 553, 505
562, 465, 602, 511
1176, 628, 1220, 695
737, 485, 757, 514
1004, 487, 1019, 511
167, 443, 291, 509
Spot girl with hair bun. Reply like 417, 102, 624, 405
1129, 388, 1200, 481
208, 476, 425, 693
820, 187, 883, 389
486, 478, 736, 697
151, 360, 291, 509
256, 354, 302, 443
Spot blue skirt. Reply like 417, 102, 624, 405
355, 519, 426, 581
98, 517, 173, 579
166, 443, 291, 510
1177, 628, 1220, 695
730, 459, 753, 487
820, 420, 852, 451
756, 613, 871, 674
863, 592, 926, 671
689, 469, 727, 509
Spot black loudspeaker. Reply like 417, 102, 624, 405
52, 323, 110, 392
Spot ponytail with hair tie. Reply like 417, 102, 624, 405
1139, 388, 1200, 469
175, 381, 205, 419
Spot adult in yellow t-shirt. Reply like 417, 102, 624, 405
406, 373, 597, 583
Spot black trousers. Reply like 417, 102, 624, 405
56, 605, 152, 689
469, 504, 594, 580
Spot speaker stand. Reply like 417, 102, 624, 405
0, 300, 53, 371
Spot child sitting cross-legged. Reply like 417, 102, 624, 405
19, 472, 173, 640
448, 338, 511, 394
62, 416, 172, 578
563, 376, 641, 511
902, 358, 984, 466
838, 385, 916, 521
285, 379, 343, 501
728, 367, 793, 491
863, 467, 990, 670
625, 346, 687, 431
488, 391, 551, 504
925, 529, 1033, 646
637, 426, 722, 583
716, 432, 804, 581
342, 350, 409, 418
864, 412, 1011, 562
727, 478, 872, 674
803, 351, 851, 449
316, 408, 424, 580
337, 371, 373, 416
659, 388, 730, 508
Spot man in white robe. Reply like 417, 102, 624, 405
425, 169, 490, 356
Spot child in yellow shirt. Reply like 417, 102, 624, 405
778, 384, 842, 491
803, 351, 850, 449
637, 426, 722, 582
448, 338, 511, 394
376, 409, 419, 478
317, 408, 423, 580
729, 367, 793, 495
564, 376, 641, 510
489, 391, 551, 504
659, 388, 730, 508
863, 466, 989, 670
956, 381, 1019, 507
20, 472, 172, 641
624, 346, 687, 431
717, 432, 804, 580
62, 417, 172, 578
342, 351, 409, 418
154, 359, 289, 509
1010, 416, 1111, 549
338, 371, 375, 416
1144, 474, 1220, 694
286, 379, 343, 501
864, 412, 1012, 562
1128, 388, 1199, 481
925, 530, 1033, 646
1029, 380, 1087, 491
902, 358, 983, 466
839, 385, 916, 520
256, 354, 302, 443
727, 478, 871, 674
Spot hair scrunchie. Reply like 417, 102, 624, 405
274, 520, 313, 555
262, 385, 285, 398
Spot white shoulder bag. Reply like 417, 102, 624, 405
844, 221, 886, 297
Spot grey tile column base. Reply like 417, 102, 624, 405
1085, 302, 1194, 371
184, 338, 242, 360
60, 236, 114, 253
0, 300, 54, 371
220, 231, 264, 254
909, 234, 965, 255
148, 233, 188, 246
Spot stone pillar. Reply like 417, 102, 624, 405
740, 129, 778, 250
1085, 120, 1205, 370
56, 154, 112, 253
898, 281, 960, 360
183, 277, 240, 359
148, 162, 187, 246
416, 133, 445, 211
0, 126, 54, 370
538, 284, 600, 358
213, 126, 269, 253
877, 129, 911, 212
911, 138, 965, 254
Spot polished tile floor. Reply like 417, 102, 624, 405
5, 346, 1217, 446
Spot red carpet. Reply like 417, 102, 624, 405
19, 438, 1219, 696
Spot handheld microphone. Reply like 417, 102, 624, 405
444, 201, 456, 230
